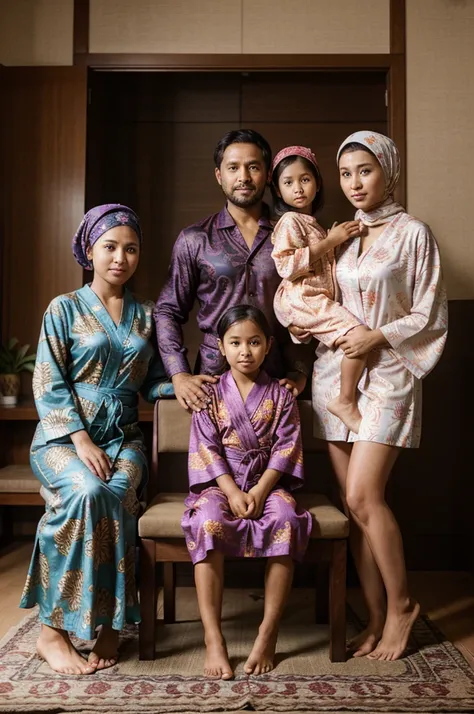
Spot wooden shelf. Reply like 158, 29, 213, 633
0, 399, 155, 422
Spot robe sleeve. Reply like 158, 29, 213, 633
188, 408, 232, 494
379, 224, 448, 379
267, 391, 305, 490
154, 230, 199, 378
271, 213, 316, 281
139, 348, 175, 401
33, 299, 85, 442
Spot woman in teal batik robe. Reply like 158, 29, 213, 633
20, 204, 173, 675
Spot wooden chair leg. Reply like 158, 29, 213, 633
139, 538, 157, 660
163, 562, 176, 624
329, 539, 347, 663
315, 562, 329, 624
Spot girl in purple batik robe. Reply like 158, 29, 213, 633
181, 305, 312, 680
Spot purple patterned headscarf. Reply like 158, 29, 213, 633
72, 204, 142, 270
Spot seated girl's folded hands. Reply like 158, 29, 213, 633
228, 489, 255, 519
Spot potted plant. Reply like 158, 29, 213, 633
0, 338, 36, 407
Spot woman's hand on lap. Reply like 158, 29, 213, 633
71, 430, 112, 481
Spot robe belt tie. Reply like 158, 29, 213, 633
74, 384, 138, 463
231, 446, 271, 491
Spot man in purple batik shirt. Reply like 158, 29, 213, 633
154, 129, 311, 412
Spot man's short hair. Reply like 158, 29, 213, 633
213, 129, 272, 172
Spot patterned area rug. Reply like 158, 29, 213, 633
1, 589, 474, 713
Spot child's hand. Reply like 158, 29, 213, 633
327, 220, 360, 247
247, 484, 268, 520
228, 489, 255, 519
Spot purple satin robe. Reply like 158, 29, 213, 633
181, 370, 312, 564
154, 206, 310, 379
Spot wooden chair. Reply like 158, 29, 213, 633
138, 399, 349, 662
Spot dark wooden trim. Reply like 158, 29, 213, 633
0, 493, 43, 506
73, 0, 89, 56
388, 54, 406, 205
390, 0, 406, 54
75, 53, 393, 71
138, 538, 157, 660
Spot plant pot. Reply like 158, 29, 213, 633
0, 373, 20, 407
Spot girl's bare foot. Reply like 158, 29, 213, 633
347, 618, 384, 657
203, 636, 233, 679
244, 628, 278, 676
367, 599, 420, 661
37, 624, 96, 675
327, 397, 362, 434
88, 625, 119, 670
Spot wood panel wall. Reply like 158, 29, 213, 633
1, 68, 87, 352
86, 70, 387, 367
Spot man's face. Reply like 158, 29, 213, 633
215, 143, 269, 208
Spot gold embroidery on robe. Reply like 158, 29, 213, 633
41, 408, 74, 438
72, 313, 106, 346
253, 399, 274, 424
272, 521, 292, 544
59, 569, 83, 611
33, 363, 52, 399
54, 518, 86, 556
75, 359, 104, 385
44, 446, 76, 474
189, 443, 219, 471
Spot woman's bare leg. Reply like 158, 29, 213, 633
346, 441, 419, 661
328, 442, 386, 656
244, 555, 294, 675
327, 355, 367, 434
194, 550, 233, 679
37, 624, 96, 675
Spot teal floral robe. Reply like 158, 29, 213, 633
20, 284, 173, 638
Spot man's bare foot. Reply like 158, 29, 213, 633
347, 620, 384, 658
327, 397, 362, 434
244, 628, 278, 676
367, 599, 420, 661
88, 625, 119, 670
37, 624, 96, 675
203, 636, 233, 679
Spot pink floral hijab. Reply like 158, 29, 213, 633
337, 131, 404, 226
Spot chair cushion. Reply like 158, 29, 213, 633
0, 465, 40, 493
138, 492, 348, 540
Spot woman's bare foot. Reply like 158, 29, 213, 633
244, 628, 278, 676
88, 625, 119, 670
203, 636, 233, 679
327, 397, 362, 434
367, 599, 420, 661
37, 624, 96, 675
347, 619, 384, 658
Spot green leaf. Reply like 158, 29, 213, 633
7, 337, 18, 350
16, 344, 30, 361
22, 362, 35, 374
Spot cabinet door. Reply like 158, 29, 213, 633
1, 67, 87, 347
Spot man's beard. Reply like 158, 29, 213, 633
221, 182, 266, 208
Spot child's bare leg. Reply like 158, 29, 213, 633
244, 555, 294, 675
327, 353, 367, 433
194, 550, 233, 679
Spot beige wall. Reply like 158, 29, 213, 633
89, 0, 389, 54
2, 0, 472, 298
406, 0, 474, 299
0, 0, 73, 66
